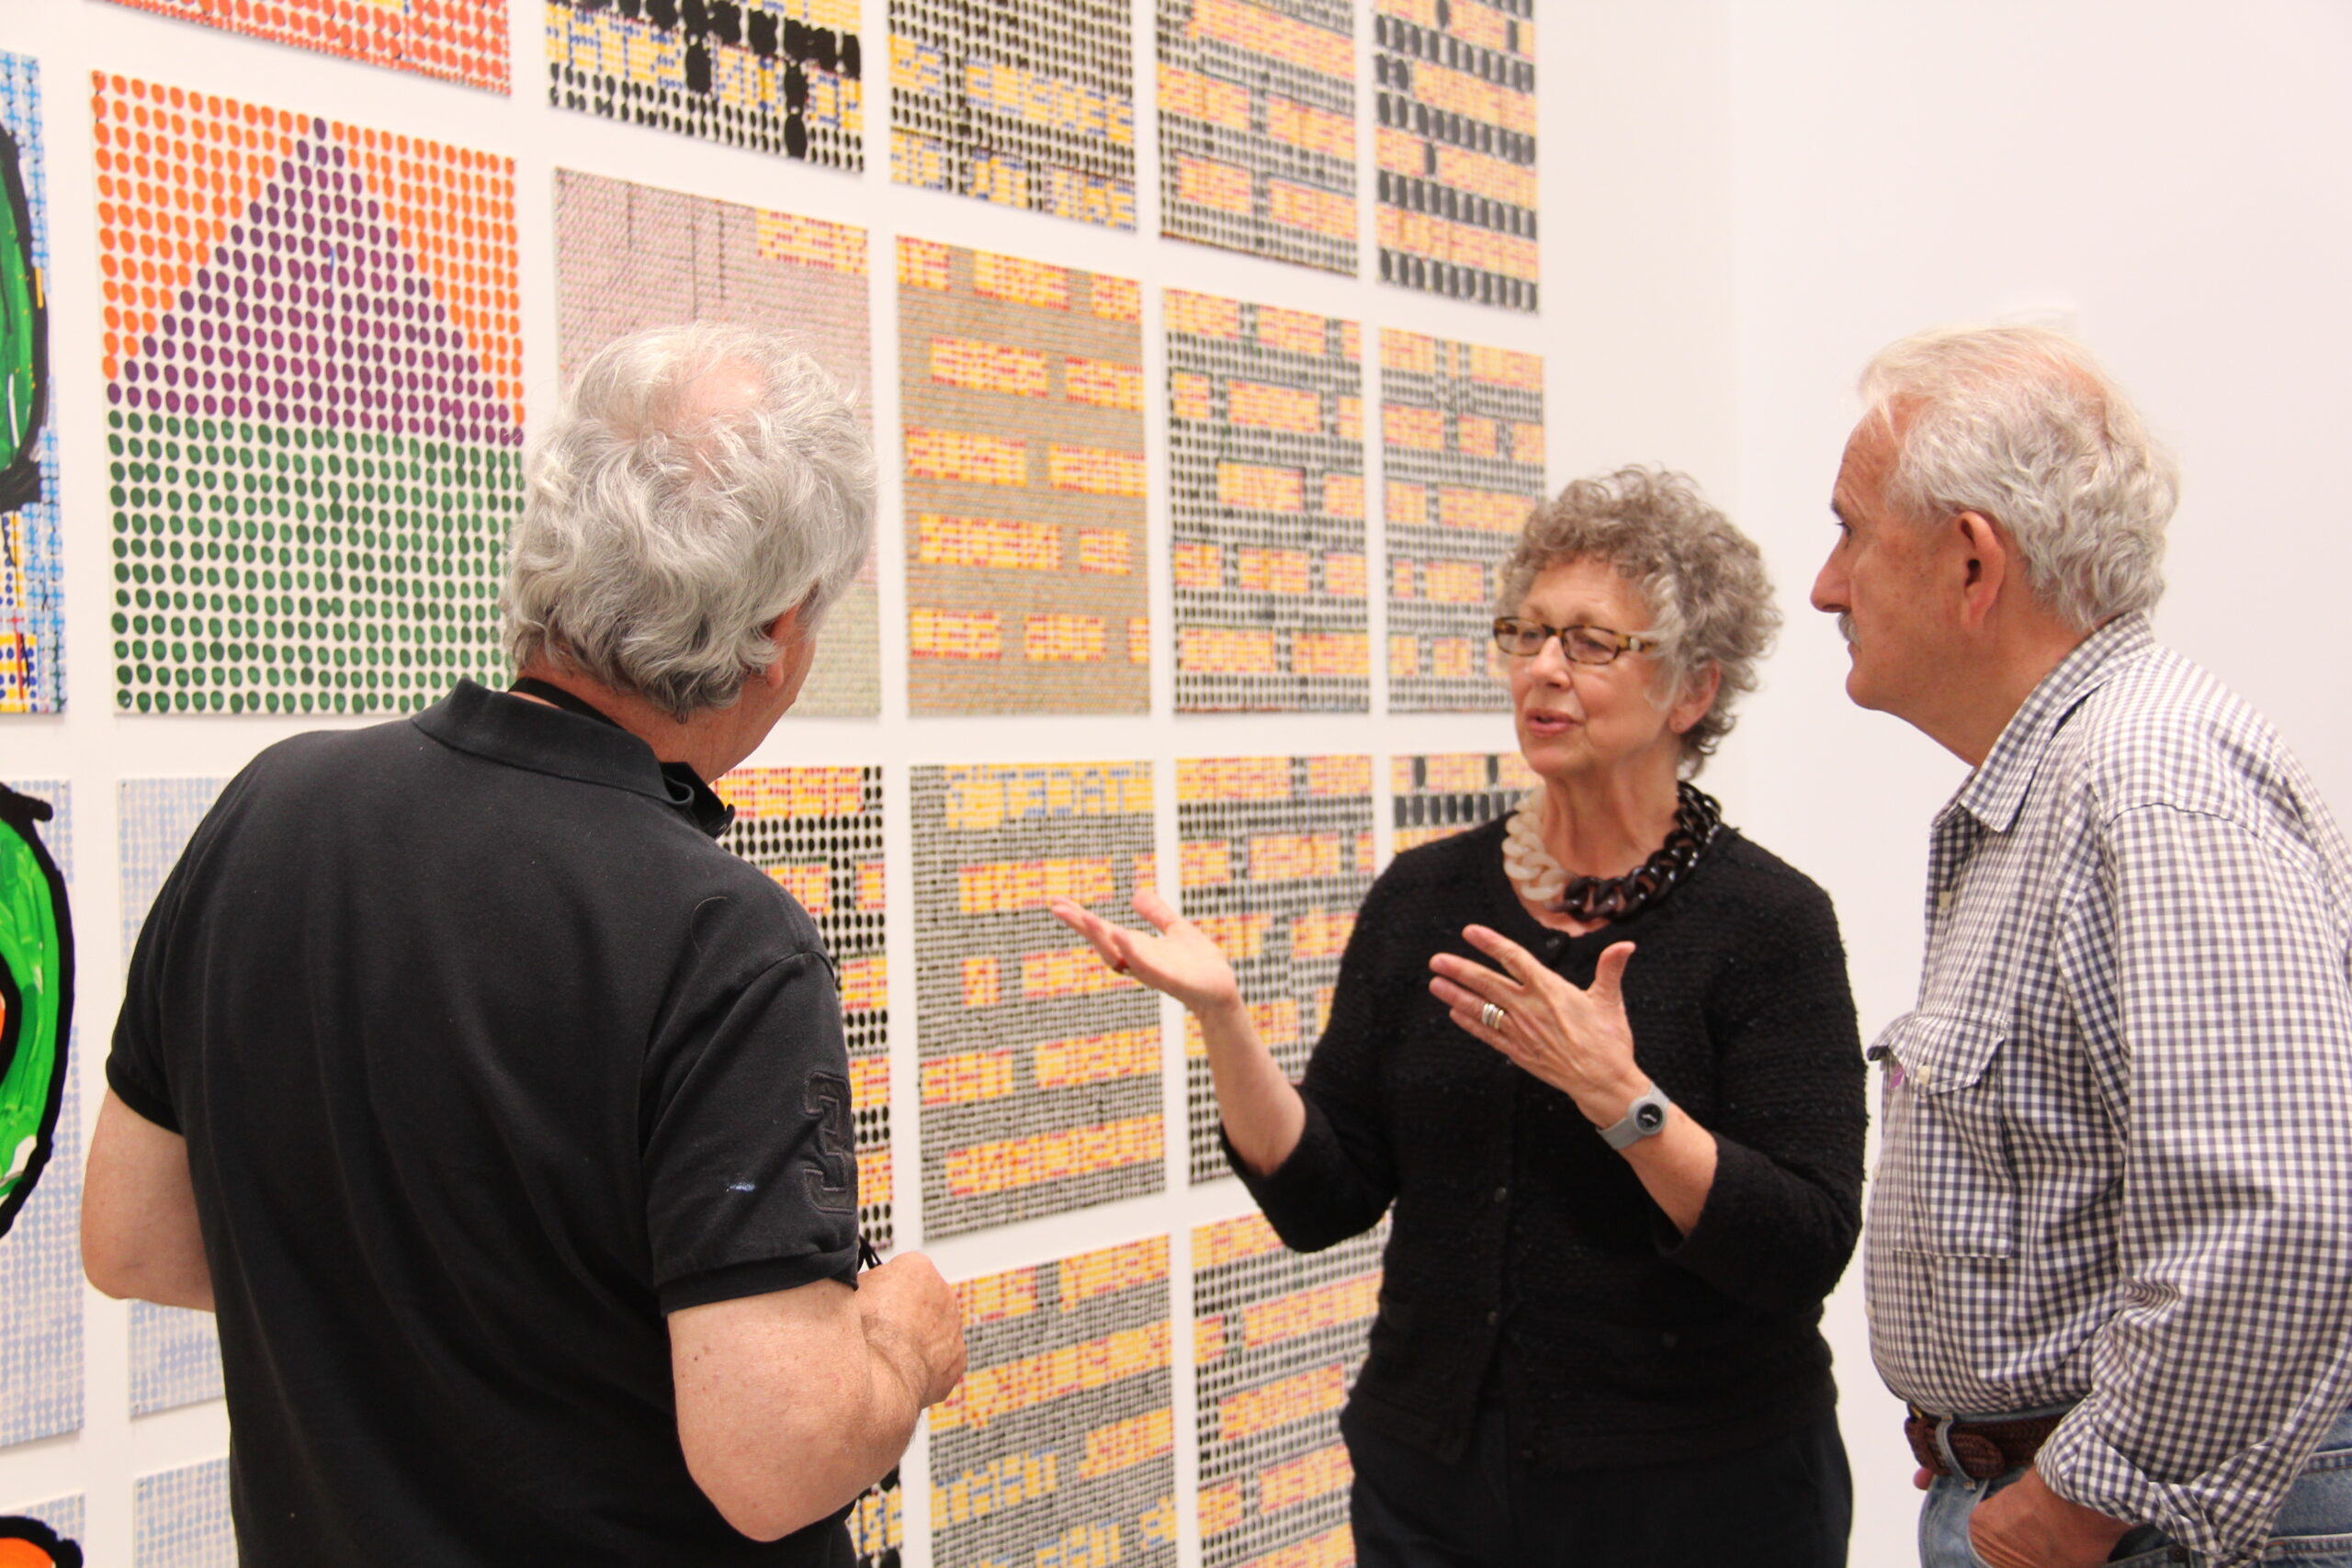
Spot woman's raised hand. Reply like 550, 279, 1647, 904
1047, 887, 1243, 1017
1428, 925, 1650, 1127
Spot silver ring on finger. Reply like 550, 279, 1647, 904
1480, 1001, 1509, 1032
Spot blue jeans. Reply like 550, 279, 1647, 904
1919, 1405, 2352, 1567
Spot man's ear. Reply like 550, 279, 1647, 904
754, 605, 804, 691
1952, 510, 2010, 631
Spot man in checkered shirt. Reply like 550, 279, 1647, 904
1813, 326, 2352, 1568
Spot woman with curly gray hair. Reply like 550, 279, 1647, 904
1057, 468, 1864, 1565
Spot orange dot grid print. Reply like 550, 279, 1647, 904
1382, 330, 1545, 712
1175, 755, 1374, 1180
1193, 1213, 1385, 1568
96, 0, 509, 96
911, 762, 1162, 1239
1374, 0, 1538, 310
1167, 291, 1367, 712
891, 0, 1135, 228
548, 0, 861, 168
93, 74, 523, 716
1158, 0, 1356, 275
933, 1239, 1178, 1568
900, 238, 1148, 715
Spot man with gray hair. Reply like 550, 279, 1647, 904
1815, 326, 2352, 1568
83, 322, 962, 1566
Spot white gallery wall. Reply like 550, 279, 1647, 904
6, 0, 2352, 1562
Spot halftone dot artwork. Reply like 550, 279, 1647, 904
713, 767, 892, 1249
131, 1458, 232, 1568
1167, 291, 1366, 712
548, 0, 862, 169
1177, 756, 1373, 1182
97, 0, 509, 94
1390, 751, 1535, 855
1193, 1212, 1384, 1568
899, 239, 1147, 714
931, 1238, 1176, 1568
911, 763, 1163, 1237
1374, 0, 1537, 310
94, 74, 524, 717
1158, 0, 1355, 275
0, 55, 59, 714
555, 171, 877, 716
118, 778, 228, 1417
1382, 331, 1544, 711
0, 781, 75, 1450
890, 0, 1135, 229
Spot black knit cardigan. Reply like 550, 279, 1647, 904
1230, 816, 1867, 1472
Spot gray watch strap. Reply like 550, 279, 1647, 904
1600, 1085, 1672, 1150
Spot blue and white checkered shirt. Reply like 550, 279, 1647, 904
1865, 613, 2352, 1566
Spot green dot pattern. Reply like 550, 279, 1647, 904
107, 410, 514, 716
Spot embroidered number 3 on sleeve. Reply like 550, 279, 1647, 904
804, 1072, 858, 1213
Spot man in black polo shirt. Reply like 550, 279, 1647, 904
82, 323, 963, 1566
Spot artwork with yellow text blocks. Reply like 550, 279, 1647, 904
900, 240, 1148, 713
890, 0, 1135, 228
713, 766, 891, 1250
1382, 331, 1544, 710
1374, 0, 1536, 310
1169, 292, 1366, 711
556, 170, 877, 716
1178, 756, 1374, 1182
931, 1237, 1177, 1568
548, 0, 864, 169
912, 763, 1162, 1236
1391, 752, 1534, 855
1158, 0, 1355, 275
1193, 1213, 1384, 1568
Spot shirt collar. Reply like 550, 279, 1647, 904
1948, 611, 2156, 834
411, 680, 736, 839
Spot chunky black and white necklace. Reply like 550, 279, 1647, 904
1502, 781, 1724, 922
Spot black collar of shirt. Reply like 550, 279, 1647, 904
412, 680, 736, 839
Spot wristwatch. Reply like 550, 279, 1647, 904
1599, 1085, 1672, 1150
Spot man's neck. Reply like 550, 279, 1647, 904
510, 663, 733, 781
1924, 617, 2098, 768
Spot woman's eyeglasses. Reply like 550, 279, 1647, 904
1490, 617, 1661, 665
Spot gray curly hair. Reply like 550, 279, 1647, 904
1860, 325, 2177, 630
503, 321, 876, 719
1493, 466, 1778, 769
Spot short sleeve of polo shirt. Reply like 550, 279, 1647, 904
643, 946, 864, 1314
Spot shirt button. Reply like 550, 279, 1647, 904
1487, 1310, 1499, 1325
1937, 889, 1955, 914
1492, 1186, 1509, 1203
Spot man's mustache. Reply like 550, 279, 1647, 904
1837, 613, 1856, 646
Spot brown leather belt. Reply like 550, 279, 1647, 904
1905, 1406, 2068, 1482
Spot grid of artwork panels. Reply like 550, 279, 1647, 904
1178, 755, 1374, 1182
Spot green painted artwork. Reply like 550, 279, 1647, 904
0, 124, 45, 516
0, 783, 71, 1237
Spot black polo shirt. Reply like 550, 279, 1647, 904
107, 681, 861, 1568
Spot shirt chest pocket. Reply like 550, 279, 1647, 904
1870, 1010, 2014, 1258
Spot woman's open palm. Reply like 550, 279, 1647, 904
1047, 887, 1241, 1015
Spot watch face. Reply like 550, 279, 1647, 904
1636, 1103, 1666, 1134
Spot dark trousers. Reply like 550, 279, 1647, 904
1342, 1402, 1851, 1567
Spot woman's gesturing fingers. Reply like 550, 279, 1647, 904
1048, 897, 1131, 973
